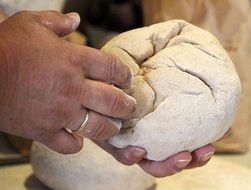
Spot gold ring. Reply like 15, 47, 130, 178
73, 111, 89, 132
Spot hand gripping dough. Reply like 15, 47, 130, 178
102, 20, 241, 161
31, 140, 155, 190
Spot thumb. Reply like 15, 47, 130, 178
34, 11, 80, 37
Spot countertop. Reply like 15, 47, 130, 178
1, 133, 251, 190
0, 153, 251, 190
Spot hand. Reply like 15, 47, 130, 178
96, 129, 231, 177
0, 11, 136, 154
95, 141, 215, 177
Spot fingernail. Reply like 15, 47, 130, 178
176, 159, 191, 169
133, 148, 146, 158
108, 118, 122, 132
66, 12, 80, 30
200, 151, 214, 162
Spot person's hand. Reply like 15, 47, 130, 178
95, 141, 215, 177
96, 129, 231, 177
0, 11, 136, 154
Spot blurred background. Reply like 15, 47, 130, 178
0, 0, 251, 189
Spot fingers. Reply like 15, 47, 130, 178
95, 141, 214, 178
75, 46, 132, 88
94, 141, 147, 166
138, 152, 192, 178
72, 110, 122, 140
81, 79, 136, 119
185, 144, 215, 169
43, 129, 83, 154
32, 11, 80, 36
112, 146, 147, 166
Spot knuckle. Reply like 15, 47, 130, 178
109, 92, 124, 115
14, 11, 39, 22
80, 86, 90, 106
105, 53, 131, 87
105, 54, 118, 82
109, 91, 136, 118
59, 79, 83, 100
67, 47, 83, 69
93, 122, 107, 140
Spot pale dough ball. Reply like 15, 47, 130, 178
31, 140, 155, 190
102, 20, 241, 161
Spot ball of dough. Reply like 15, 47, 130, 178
31, 140, 155, 190
102, 20, 241, 161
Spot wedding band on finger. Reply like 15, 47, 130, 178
72, 110, 90, 132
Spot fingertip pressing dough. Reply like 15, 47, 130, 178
102, 20, 241, 161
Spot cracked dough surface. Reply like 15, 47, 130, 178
102, 20, 241, 161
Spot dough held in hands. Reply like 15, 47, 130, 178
102, 20, 241, 161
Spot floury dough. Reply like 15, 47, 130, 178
31, 140, 155, 190
102, 20, 241, 161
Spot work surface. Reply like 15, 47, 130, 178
1, 153, 251, 190
1, 132, 251, 190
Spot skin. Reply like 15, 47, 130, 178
0, 10, 215, 177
